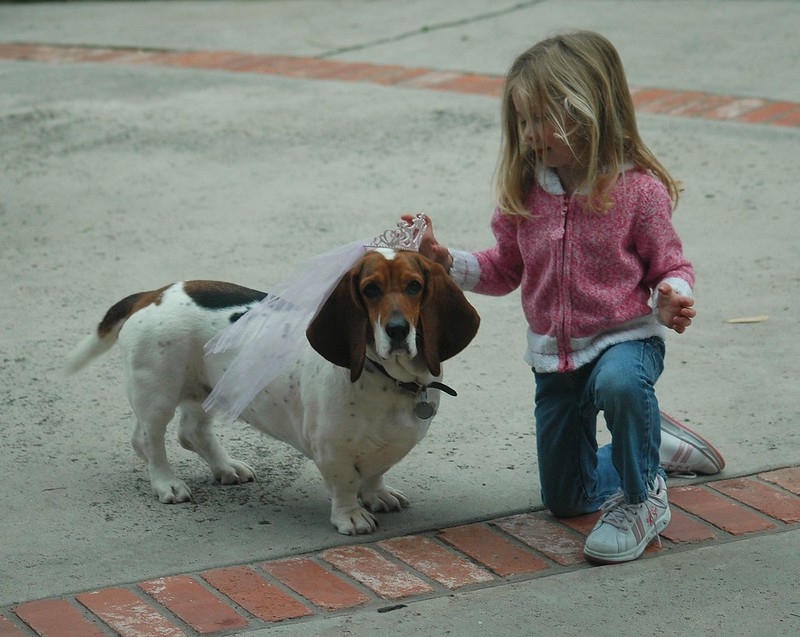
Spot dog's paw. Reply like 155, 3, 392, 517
331, 507, 379, 535
362, 487, 410, 512
152, 478, 193, 504
213, 460, 257, 485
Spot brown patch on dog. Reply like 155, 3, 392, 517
183, 280, 267, 311
98, 287, 167, 337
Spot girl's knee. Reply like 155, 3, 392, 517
593, 365, 640, 403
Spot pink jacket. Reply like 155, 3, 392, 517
450, 168, 694, 373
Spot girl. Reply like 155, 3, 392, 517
410, 30, 723, 564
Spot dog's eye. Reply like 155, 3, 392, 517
405, 280, 422, 296
362, 282, 382, 299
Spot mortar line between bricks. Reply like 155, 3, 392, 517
1, 43, 799, 128
5, 469, 798, 637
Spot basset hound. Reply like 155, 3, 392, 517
66, 249, 480, 535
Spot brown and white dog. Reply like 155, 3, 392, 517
66, 249, 479, 535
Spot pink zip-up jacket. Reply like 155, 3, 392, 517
449, 167, 694, 373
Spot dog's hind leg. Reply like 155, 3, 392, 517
129, 398, 192, 504
177, 401, 257, 485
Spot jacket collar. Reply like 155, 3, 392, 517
536, 164, 636, 197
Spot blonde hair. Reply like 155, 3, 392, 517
496, 30, 680, 215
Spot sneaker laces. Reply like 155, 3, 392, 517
597, 490, 665, 548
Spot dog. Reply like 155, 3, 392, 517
66, 248, 479, 535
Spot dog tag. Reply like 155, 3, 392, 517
414, 401, 436, 420
414, 390, 436, 420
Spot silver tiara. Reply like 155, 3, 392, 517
365, 214, 427, 252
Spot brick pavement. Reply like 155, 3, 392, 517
2, 468, 798, 636
1, 43, 800, 127
1, 42, 799, 636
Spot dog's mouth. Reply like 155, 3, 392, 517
366, 345, 431, 384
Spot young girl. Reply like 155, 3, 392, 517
409, 30, 723, 564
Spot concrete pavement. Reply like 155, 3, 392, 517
1, 1, 798, 635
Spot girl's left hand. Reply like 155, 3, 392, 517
657, 283, 696, 334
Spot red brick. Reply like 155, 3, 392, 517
152, 51, 244, 70
322, 63, 405, 82
308, 60, 381, 81
380, 536, 495, 589
667, 94, 738, 117
558, 511, 601, 536
637, 91, 708, 114
437, 523, 548, 576
263, 557, 370, 611
660, 508, 717, 543
0, 615, 30, 637
367, 67, 431, 86
709, 477, 800, 524
737, 101, 800, 123
397, 70, 464, 89
200, 53, 265, 72
669, 485, 776, 534
771, 109, 800, 127
321, 545, 433, 600
495, 512, 586, 565
278, 58, 344, 79
631, 88, 673, 107
760, 467, 800, 496
14, 599, 107, 637
201, 566, 312, 622
217, 54, 299, 75
705, 97, 767, 120
432, 74, 506, 97
139, 575, 248, 633
14, 599, 104, 637
76, 588, 186, 637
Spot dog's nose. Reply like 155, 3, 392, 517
385, 317, 410, 344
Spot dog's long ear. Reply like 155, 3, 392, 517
418, 257, 480, 377
306, 267, 368, 382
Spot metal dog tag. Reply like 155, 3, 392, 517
414, 390, 436, 420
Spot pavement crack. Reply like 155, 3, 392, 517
317, 0, 545, 59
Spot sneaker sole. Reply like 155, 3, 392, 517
660, 411, 725, 474
583, 508, 672, 565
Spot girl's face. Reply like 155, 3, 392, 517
513, 92, 577, 171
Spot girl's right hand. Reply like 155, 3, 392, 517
401, 214, 452, 271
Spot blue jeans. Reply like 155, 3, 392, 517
533, 337, 666, 517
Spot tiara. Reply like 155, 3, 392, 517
365, 214, 427, 252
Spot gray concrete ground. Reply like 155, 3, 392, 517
1, 1, 798, 634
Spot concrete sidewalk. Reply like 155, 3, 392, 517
1, 2, 798, 636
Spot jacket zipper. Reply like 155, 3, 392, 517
557, 195, 571, 371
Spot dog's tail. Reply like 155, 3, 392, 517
64, 290, 159, 374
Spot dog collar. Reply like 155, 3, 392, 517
364, 359, 457, 397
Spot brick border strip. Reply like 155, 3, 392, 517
2, 467, 798, 636
1, 43, 800, 127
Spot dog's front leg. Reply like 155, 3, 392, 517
316, 460, 378, 535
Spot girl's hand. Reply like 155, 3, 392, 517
401, 214, 453, 271
657, 283, 696, 334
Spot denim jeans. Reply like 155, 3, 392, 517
533, 337, 666, 517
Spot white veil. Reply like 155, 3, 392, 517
203, 215, 427, 421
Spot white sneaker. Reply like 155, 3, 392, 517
584, 475, 671, 564
659, 411, 725, 476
